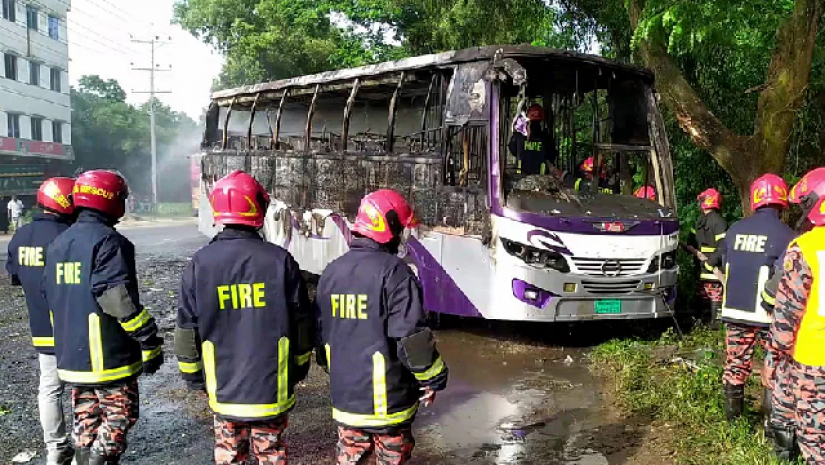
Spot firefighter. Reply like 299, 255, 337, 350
316, 189, 449, 465
175, 170, 314, 465
42, 170, 164, 465
707, 174, 795, 421
691, 188, 727, 327
568, 157, 614, 194
6, 177, 76, 465
508, 104, 558, 176
765, 168, 825, 463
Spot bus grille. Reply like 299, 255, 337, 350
582, 280, 642, 295
570, 257, 647, 276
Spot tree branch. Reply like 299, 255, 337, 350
752, 0, 822, 175
626, 0, 749, 176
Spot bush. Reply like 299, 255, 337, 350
590, 327, 801, 465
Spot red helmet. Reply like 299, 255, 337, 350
209, 170, 270, 228
37, 177, 75, 215
352, 189, 418, 244
790, 167, 825, 226
73, 170, 129, 219
750, 174, 789, 211
526, 104, 545, 122
697, 188, 721, 210
634, 186, 656, 201
581, 157, 595, 173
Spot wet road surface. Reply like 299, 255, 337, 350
0, 222, 660, 464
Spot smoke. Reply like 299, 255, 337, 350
156, 124, 203, 204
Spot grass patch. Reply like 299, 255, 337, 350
591, 326, 801, 465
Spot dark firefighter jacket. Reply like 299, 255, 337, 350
508, 131, 556, 175
175, 228, 314, 422
6, 213, 71, 354
691, 210, 728, 281
708, 208, 795, 327
316, 237, 449, 431
43, 210, 162, 385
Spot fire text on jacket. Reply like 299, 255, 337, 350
733, 234, 768, 253
18, 246, 44, 267
217, 283, 266, 310
331, 294, 368, 320
55, 262, 82, 284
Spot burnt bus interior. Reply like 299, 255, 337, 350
200, 47, 675, 240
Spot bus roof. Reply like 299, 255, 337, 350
210, 45, 653, 103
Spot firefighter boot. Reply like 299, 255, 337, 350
762, 388, 774, 440
724, 383, 744, 420
73, 447, 91, 465
773, 426, 800, 461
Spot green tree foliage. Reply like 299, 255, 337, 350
71, 76, 199, 202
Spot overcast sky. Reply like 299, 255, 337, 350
67, 0, 224, 120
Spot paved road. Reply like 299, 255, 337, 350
0, 222, 655, 465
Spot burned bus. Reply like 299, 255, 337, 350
198, 45, 679, 322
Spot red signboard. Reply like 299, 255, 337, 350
0, 137, 16, 151
27, 141, 65, 156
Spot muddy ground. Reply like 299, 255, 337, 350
0, 223, 676, 464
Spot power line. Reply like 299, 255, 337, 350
66, 19, 135, 55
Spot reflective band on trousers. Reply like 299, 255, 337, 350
202, 338, 293, 418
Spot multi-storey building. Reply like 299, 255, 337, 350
0, 0, 71, 198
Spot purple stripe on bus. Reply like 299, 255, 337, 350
330, 214, 353, 246
405, 237, 482, 318
512, 279, 556, 308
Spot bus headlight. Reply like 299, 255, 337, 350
647, 251, 677, 273
501, 238, 570, 272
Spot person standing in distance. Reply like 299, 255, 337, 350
42, 170, 164, 465
691, 188, 728, 327
707, 174, 795, 421
8, 194, 25, 231
175, 170, 314, 465
6, 177, 76, 465
316, 189, 449, 465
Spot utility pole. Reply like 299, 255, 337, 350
131, 35, 171, 205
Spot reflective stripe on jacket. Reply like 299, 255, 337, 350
43, 210, 145, 384
715, 209, 795, 326
6, 214, 71, 354
317, 238, 447, 430
176, 228, 314, 421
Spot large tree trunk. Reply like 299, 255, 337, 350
627, 0, 822, 214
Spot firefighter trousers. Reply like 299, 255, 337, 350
336, 426, 415, 465
71, 379, 139, 459
724, 322, 769, 386
213, 414, 288, 465
792, 362, 825, 465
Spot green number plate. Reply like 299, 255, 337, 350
595, 300, 622, 314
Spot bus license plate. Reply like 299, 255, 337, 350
595, 300, 622, 314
